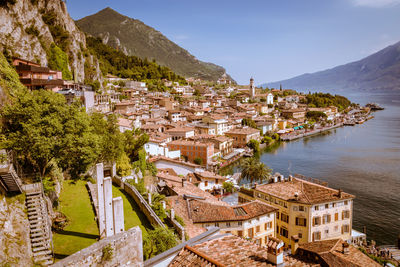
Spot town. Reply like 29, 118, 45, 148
1, 53, 398, 267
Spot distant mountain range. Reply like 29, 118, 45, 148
76, 7, 233, 82
262, 41, 400, 92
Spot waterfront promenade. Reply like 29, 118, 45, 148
280, 123, 344, 141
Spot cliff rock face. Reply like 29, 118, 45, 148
0, 196, 32, 266
0, 0, 102, 83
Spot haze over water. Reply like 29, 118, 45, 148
258, 92, 400, 245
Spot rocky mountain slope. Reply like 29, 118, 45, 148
263, 41, 400, 92
76, 7, 233, 82
0, 0, 102, 83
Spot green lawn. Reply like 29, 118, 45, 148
112, 185, 152, 237
53, 180, 99, 259
52, 180, 152, 260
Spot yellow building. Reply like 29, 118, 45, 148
238, 176, 355, 247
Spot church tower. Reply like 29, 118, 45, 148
249, 77, 255, 98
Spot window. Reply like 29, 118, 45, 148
313, 231, 321, 241
281, 213, 289, 223
205, 181, 208, 187
323, 214, 331, 224
332, 203, 336, 208
215, 223, 219, 227
238, 221, 242, 226
314, 206, 319, 211
299, 205, 305, 211
342, 224, 350, 233
298, 233, 303, 238
256, 226, 260, 233
296, 217, 307, 227
325, 229, 329, 234
325, 204, 329, 209
280, 227, 288, 238
313, 216, 321, 226
226, 222, 231, 227
335, 213, 339, 221
248, 228, 254, 238
264, 221, 272, 230
342, 210, 350, 219
344, 200, 348, 205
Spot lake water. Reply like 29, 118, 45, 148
224, 92, 400, 245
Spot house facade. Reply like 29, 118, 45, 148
238, 176, 355, 247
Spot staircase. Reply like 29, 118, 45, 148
0, 152, 22, 193
25, 183, 54, 266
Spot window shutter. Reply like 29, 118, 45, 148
341, 225, 344, 234
304, 219, 307, 226
328, 214, 331, 223
296, 217, 299, 226
313, 217, 315, 226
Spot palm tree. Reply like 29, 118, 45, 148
240, 157, 272, 185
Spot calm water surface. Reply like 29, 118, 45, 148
226, 92, 400, 245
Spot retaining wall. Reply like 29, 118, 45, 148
53, 226, 143, 267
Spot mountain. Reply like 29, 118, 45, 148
76, 7, 233, 82
262, 41, 400, 92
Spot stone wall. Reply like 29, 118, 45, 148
52, 226, 143, 267
113, 176, 164, 228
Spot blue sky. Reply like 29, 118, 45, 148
67, 0, 400, 84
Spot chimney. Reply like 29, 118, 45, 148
288, 175, 293, 182
181, 178, 186, 187
342, 242, 350, 255
338, 189, 342, 198
294, 192, 299, 201
291, 235, 300, 255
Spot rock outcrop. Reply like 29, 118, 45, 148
0, 0, 102, 83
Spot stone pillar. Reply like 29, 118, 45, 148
161, 201, 166, 210
112, 196, 124, 235
96, 163, 105, 238
111, 162, 117, 177
148, 193, 152, 206
103, 177, 114, 237
170, 208, 175, 219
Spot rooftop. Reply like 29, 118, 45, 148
225, 127, 260, 135
255, 177, 355, 205
190, 200, 277, 223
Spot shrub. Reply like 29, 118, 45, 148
47, 43, 72, 80
174, 214, 185, 226
25, 25, 40, 37
101, 244, 113, 262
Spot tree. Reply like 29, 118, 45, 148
240, 157, 271, 184
242, 118, 258, 129
194, 157, 203, 165
247, 139, 260, 153
223, 181, 235, 193
143, 227, 178, 260
90, 113, 124, 163
1, 90, 100, 179
123, 129, 149, 162
116, 152, 132, 177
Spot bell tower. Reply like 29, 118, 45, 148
250, 77, 255, 98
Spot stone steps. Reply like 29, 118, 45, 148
25, 189, 53, 266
